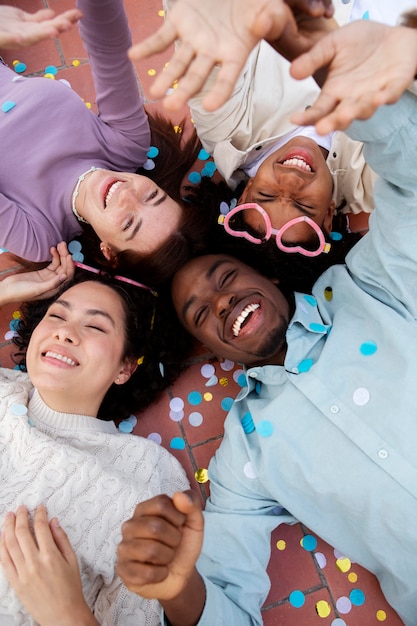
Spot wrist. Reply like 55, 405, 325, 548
162, 569, 206, 626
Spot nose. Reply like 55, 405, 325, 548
54, 322, 79, 344
273, 167, 306, 194
214, 292, 235, 318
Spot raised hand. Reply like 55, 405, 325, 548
289, 21, 417, 134
0, 6, 81, 49
0, 505, 98, 626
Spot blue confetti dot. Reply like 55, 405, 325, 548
198, 148, 210, 160
241, 412, 255, 434
309, 322, 326, 333
9, 319, 20, 331
142, 158, 155, 170
170, 437, 185, 450
11, 403, 27, 416
188, 171, 201, 184
14, 62, 26, 73
237, 373, 247, 387
289, 590, 305, 608
45, 65, 58, 75
298, 358, 314, 373
360, 341, 377, 356
330, 231, 343, 241
350, 589, 365, 606
221, 397, 234, 411
301, 534, 317, 551
72, 252, 84, 262
68, 240, 82, 254
303, 294, 317, 306
147, 146, 159, 158
202, 162, 217, 177
188, 391, 202, 406
256, 420, 273, 437
118, 420, 133, 433
2, 100, 16, 113
255, 381, 261, 394
362, 10, 369, 19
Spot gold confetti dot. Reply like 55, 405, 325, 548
203, 392, 213, 401
85, 102, 92, 109
315, 600, 331, 618
276, 540, 286, 550
324, 286, 333, 301
137, 356, 144, 365
219, 377, 229, 387
173, 81, 179, 89
43, 73, 55, 80
148, 68, 156, 76
336, 557, 351, 573
12, 310, 21, 319
195, 468, 209, 483
348, 572, 358, 583
72, 59, 81, 67
158, 9, 165, 16
12, 60, 19, 66
173, 125, 182, 134
376, 610, 387, 621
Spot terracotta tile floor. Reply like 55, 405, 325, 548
0, 1, 403, 624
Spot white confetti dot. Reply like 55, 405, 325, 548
169, 396, 184, 412
148, 432, 162, 445
314, 552, 327, 569
352, 387, 370, 406
188, 412, 203, 427
201, 363, 215, 378
220, 359, 234, 371
169, 409, 184, 422
243, 461, 257, 479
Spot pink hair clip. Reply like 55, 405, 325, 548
73, 261, 158, 296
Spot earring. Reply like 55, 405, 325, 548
116, 377, 120, 384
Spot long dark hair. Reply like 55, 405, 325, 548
12, 271, 191, 421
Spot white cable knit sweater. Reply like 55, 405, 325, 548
0, 368, 189, 625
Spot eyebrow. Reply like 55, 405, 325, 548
153, 193, 167, 207
53, 299, 116, 327
181, 259, 230, 322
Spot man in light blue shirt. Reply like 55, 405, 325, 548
117, 21, 417, 626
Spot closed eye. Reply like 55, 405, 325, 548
194, 305, 208, 327
86, 325, 105, 332
219, 270, 236, 288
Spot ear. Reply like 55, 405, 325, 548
114, 358, 138, 385
323, 200, 336, 235
100, 242, 118, 267
237, 179, 253, 204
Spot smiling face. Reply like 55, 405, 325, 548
74, 169, 182, 258
26, 282, 136, 416
239, 137, 335, 244
172, 254, 292, 367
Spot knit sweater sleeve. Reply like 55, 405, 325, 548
77, 0, 150, 146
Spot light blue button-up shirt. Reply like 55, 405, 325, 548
188, 92, 417, 626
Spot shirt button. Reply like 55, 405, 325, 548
330, 405, 339, 414
378, 449, 388, 460
249, 371, 258, 378
255, 145, 262, 151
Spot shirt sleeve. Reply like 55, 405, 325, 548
345, 91, 417, 318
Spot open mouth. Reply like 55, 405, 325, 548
280, 155, 314, 173
232, 303, 260, 337
104, 180, 123, 207
43, 351, 78, 367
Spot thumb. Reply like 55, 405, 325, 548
172, 491, 204, 532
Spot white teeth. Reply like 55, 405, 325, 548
45, 351, 77, 366
105, 181, 123, 207
282, 157, 312, 172
232, 303, 259, 337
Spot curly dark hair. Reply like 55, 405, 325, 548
12, 271, 191, 421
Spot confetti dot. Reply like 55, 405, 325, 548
9, 319, 19, 331
188, 412, 203, 427
188, 171, 201, 184
198, 148, 210, 160
331, 620, 347, 626
352, 387, 370, 406
221, 397, 234, 411
297, 358, 314, 373
347, 572, 357, 583
127, 414, 137, 427
241, 412, 255, 434
195, 468, 209, 483
304, 294, 317, 306
173, 125, 182, 133
336, 557, 351, 573
202, 162, 217, 177
169, 410, 184, 422
220, 359, 235, 371
256, 420, 273, 437
289, 590, 305, 608
170, 437, 185, 450
68, 240, 82, 254
44, 65, 57, 75
316, 600, 331, 618
148, 432, 162, 444
205, 375, 218, 387
276, 540, 286, 550
170, 397, 184, 412
336, 597, 352, 614
203, 392, 213, 401
4, 330, 17, 340
360, 341, 377, 356
309, 322, 326, 332
118, 420, 133, 433
14, 62, 26, 73
330, 231, 343, 241
376, 610, 387, 621
219, 377, 229, 387
324, 286, 333, 301
188, 391, 202, 405
72, 59, 81, 66
2, 101, 16, 113
243, 461, 256, 479
44, 73, 55, 80
12, 60, 19, 66
12, 310, 21, 319
85, 102, 92, 109
315, 552, 327, 568
147, 146, 159, 158
350, 589, 365, 606
148, 68, 156, 76
201, 363, 215, 378
11, 404, 28, 416
59, 78, 71, 88
301, 535, 317, 551
237, 373, 247, 387
158, 9, 165, 16
142, 158, 155, 170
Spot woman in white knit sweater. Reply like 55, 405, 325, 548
0, 250, 189, 626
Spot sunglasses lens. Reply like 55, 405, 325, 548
228, 207, 267, 238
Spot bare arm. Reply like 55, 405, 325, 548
128, 0, 334, 112
117, 491, 205, 626
0, 505, 99, 626
0, 6, 81, 49
0, 242, 74, 306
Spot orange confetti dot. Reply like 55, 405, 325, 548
315, 600, 331, 618
72, 59, 81, 67
195, 468, 209, 483
276, 540, 286, 550
376, 610, 387, 621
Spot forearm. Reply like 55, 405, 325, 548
162, 569, 206, 626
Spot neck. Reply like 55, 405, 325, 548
36, 389, 100, 418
